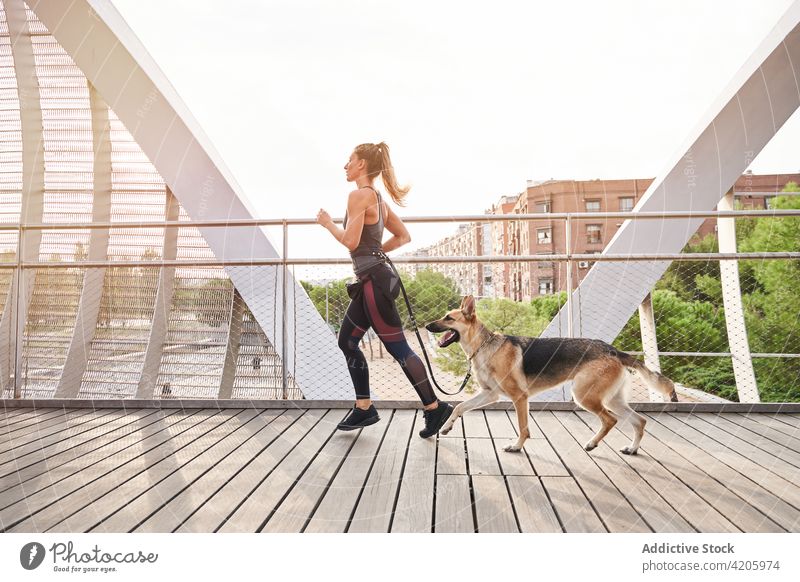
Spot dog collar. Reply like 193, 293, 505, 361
468, 332, 496, 362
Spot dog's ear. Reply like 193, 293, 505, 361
462, 295, 475, 319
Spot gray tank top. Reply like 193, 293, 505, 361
343, 186, 385, 275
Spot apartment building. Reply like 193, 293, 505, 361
409, 173, 799, 301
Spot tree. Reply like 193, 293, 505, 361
307, 279, 350, 332
623, 186, 800, 402
736, 191, 800, 401
399, 269, 461, 329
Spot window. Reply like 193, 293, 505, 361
537, 228, 552, 244
586, 224, 602, 244
538, 278, 554, 295
535, 200, 551, 213
538, 252, 553, 270
619, 197, 634, 212
765, 196, 775, 209
585, 200, 600, 212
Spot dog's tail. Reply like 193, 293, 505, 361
618, 352, 678, 402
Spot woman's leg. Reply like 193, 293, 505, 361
338, 297, 372, 403
361, 276, 438, 407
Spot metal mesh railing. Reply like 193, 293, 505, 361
1, 208, 799, 403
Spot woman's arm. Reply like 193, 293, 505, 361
317, 190, 369, 252
381, 203, 411, 253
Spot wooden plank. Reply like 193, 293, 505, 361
643, 413, 797, 531
0, 409, 150, 472
348, 410, 415, 533
87, 409, 267, 533
262, 421, 367, 533
0, 408, 34, 421
462, 410, 490, 438
738, 413, 800, 443
675, 413, 800, 500
245, 410, 363, 534
541, 476, 605, 533
493, 439, 536, 476
1, 408, 92, 436
304, 412, 390, 533
0, 409, 96, 445
135, 410, 300, 533
434, 474, 473, 532
466, 438, 502, 476
12, 410, 236, 532
0, 409, 170, 491
436, 435, 466, 475
523, 422, 570, 477
0, 409, 200, 506
589, 412, 741, 533
506, 476, 561, 532
698, 413, 800, 461
438, 404, 464, 439
472, 475, 518, 532
391, 411, 436, 532
217, 409, 336, 532
538, 412, 649, 532
177, 409, 328, 532
559, 412, 691, 533
484, 410, 518, 439
0, 407, 61, 429
2, 407, 64, 424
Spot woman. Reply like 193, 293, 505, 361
317, 142, 453, 437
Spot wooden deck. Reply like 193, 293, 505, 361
1, 406, 799, 533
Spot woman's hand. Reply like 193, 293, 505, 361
316, 209, 333, 229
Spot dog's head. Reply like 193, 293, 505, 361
425, 295, 477, 348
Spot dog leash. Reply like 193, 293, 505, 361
370, 250, 470, 396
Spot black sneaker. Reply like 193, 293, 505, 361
419, 401, 454, 438
337, 405, 380, 431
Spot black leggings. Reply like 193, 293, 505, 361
338, 265, 437, 405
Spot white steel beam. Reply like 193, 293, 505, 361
717, 190, 760, 402
1, 0, 45, 397
54, 83, 113, 398
135, 189, 179, 399
543, 0, 800, 388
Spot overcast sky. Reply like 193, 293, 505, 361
112, 0, 799, 259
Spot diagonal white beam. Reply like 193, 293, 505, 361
135, 188, 179, 399
29, 0, 352, 399
0, 0, 45, 397
55, 82, 113, 398
543, 2, 800, 352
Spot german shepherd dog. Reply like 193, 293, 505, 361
426, 296, 678, 455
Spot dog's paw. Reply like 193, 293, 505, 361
503, 444, 522, 453
584, 442, 597, 452
620, 447, 638, 456
440, 425, 452, 435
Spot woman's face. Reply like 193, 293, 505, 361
344, 152, 365, 182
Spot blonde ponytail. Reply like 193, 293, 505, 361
354, 142, 410, 206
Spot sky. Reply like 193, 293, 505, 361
111, 0, 799, 262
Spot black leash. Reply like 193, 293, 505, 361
371, 250, 470, 396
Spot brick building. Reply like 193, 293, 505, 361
409, 173, 799, 301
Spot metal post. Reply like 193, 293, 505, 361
281, 220, 289, 399
638, 291, 663, 401
718, 190, 759, 402
13, 224, 21, 399
565, 215, 574, 338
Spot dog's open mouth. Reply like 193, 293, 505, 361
437, 330, 460, 348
